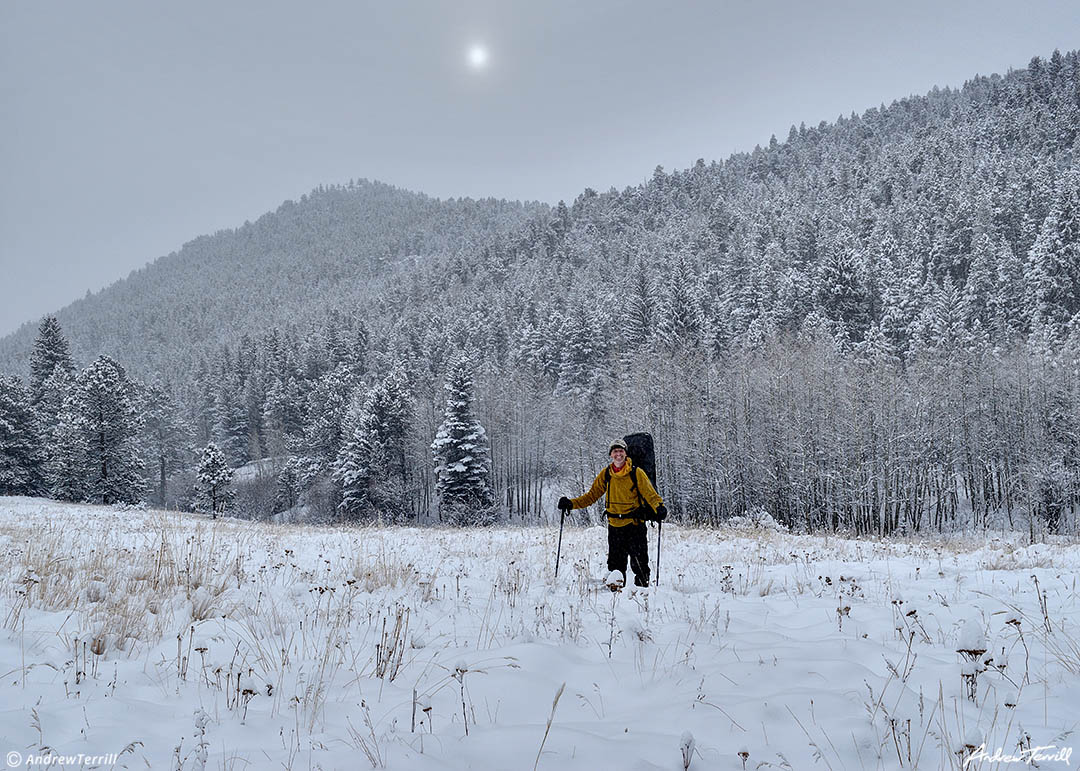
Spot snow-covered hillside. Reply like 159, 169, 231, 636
0, 498, 1077, 769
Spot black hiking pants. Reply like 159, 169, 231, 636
607, 521, 649, 586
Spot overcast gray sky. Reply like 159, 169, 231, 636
2, 0, 1078, 336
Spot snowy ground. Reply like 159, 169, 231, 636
0, 498, 1077, 770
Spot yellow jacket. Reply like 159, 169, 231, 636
571, 459, 663, 527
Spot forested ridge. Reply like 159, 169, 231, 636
2, 51, 1079, 534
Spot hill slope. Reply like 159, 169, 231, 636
0, 181, 544, 376
3, 52, 1079, 382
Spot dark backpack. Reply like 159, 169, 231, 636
624, 432, 656, 486
604, 432, 657, 514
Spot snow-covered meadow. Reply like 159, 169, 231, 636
0, 497, 1077, 770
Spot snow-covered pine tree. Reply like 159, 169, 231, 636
73, 356, 145, 504
656, 255, 706, 351
272, 457, 303, 514
623, 263, 656, 350
29, 318, 77, 488
923, 278, 966, 353
194, 442, 234, 517
35, 365, 73, 448
877, 246, 924, 359
1026, 167, 1080, 341
261, 374, 303, 459
302, 365, 358, 465
139, 378, 192, 506
212, 371, 251, 467
556, 309, 601, 399
333, 403, 382, 520
855, 320, 897, 363
431, 357, 495, 525
333, 369, 414, 522
29, 316, 75, 408
0, 376, 42, 495
989, 238, 1027, 341
48, 393, 88, 502
324, 313, 352, 370
961, 233, 996, 333
242, 374, 265, 462
815, 228, 872, 344
511, 310, 562, 386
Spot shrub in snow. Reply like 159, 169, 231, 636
957, 619, 988, 702
189, 586, 219, 622
680, 731, 695, 769
85, 579, 108, 603
957, 727, 983, 764
728, 506, 787, 532
957, 619, 987, 653
191, 709, 210, 771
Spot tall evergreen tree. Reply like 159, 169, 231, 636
334, 370, 414, 522
556, 309, 601, 399
431, 357, 495, 524
48, 394, 88, 502
334, 404, 383, 520
923, 278, 966, 352
212, 371, 251, 467
140, 378, 192, 506
1026, 167, 1080, 339
261, 373, 304, 459
623, 263, 656, 349
301, 365, 358, 465
35, 366, 74, 446
816, 228, 872, 343
29, 316, 75, 408
29, 318, 77, 487
0, 376, 41, 495
72, 356, 145, 504
656, 255, 706, 351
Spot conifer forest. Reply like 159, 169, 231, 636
2, 51, 1079, 535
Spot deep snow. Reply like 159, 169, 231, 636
0, 497, 1077, 770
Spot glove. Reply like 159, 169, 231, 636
558, 496, 573, 512
655, 504, 667, 521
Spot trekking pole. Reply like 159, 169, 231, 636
554, 507, 566, 578
655, 521, 662, 586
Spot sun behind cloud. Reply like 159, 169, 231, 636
467, 44, 488, 69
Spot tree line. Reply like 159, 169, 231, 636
0, 319, 496, 524
2, 313, 1076, 535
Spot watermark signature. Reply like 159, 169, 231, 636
6, 752, 119, 767
964, 744, 1073, 767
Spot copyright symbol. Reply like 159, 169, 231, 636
5, 751, 20, 768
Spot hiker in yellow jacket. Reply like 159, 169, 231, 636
558, 438, 666, 587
